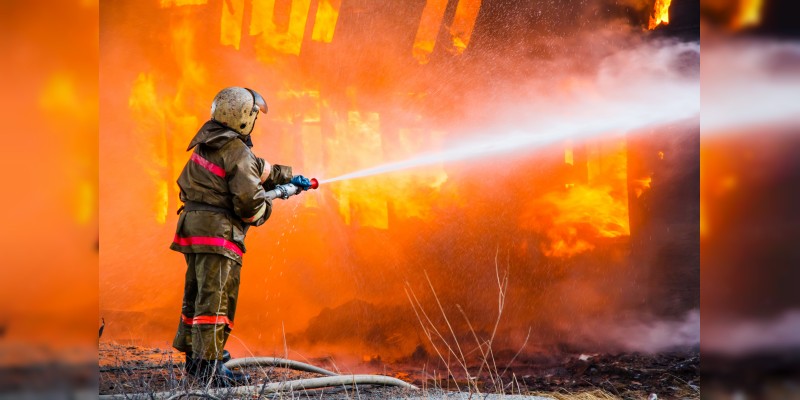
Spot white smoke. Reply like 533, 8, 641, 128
704, 310, 800, 356
579, 309, 700, 353
703, 38, 800, 134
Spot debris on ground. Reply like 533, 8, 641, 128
99, 342, 698, 399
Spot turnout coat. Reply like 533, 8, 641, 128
170, 120, 292, 263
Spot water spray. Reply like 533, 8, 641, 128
265, 178, 320, 200
318, 78, 699, 185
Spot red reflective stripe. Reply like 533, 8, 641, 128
192, 315, 234, 328
173, 235, 243, 256
190, 153, 226, 178
181, 314, 233, 329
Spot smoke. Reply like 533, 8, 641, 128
579, 309, 700, 353
703, 38, 800, 134
704, 311, 800, 356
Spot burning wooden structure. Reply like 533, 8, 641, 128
100, 0, 700, 371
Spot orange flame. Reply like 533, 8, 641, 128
522, 140, 630, 258
312, 0, 341, 43
731, 0, 764, 29
449, 0, 481, 55
632, 176, 652, 198
127, 18, 206, 223
530, 185, 630, 258
161, 0, 207, 7
648, 0, 672, 30
413, 0, 448, 64
413, 0, 481, 63
249, 0, 312, 59
39, 73, 98, 225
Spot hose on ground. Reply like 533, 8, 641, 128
223, 356, 338, 376
100, 374, 418, 399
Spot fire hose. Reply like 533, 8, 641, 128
98, 356, 418, 399
99, 179, 418, 398
224, 357, 337, 376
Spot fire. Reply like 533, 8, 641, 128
633, 176, 652, 198
249, 0, 312, 58
321, 112, 449, 228
127, 18, 207, 223
522, 141, 631, 258
449, 0, 481, 55
525, 184, 630, 258
39, 73, 98, 225
564, 141, 574, 165
648, 0, 673, 30
128, 73, 169, 224
220, 0, 245, 50
335, 111, 388, 229
101, 0, 698, 367
161, 0, 207, 7
412, 0, 448, 64
412, 0, 481, 63
732, 0, 764, 29
312, 0, 341, 43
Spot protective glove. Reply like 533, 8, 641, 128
290, 175, 312, 191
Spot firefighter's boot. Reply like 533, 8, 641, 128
195, 359, 250, 387
184, 352, 199, 376
222, 349, 231, 363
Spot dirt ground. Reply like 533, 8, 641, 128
99, 342, 699, 399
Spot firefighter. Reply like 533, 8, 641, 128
170, 87, 311, 386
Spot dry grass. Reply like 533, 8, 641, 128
402, 253, 700, 400
404, 249, 522, 395
532, 389, 623, 400
532, 386, 699, 400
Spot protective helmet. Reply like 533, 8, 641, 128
210, 87, 268, 135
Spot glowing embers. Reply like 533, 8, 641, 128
648, 0, 673, 30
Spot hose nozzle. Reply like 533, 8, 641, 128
265, 177, 320, 200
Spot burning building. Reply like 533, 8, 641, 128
100, 0, 699, 368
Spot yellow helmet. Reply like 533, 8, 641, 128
210, 87, 268, 135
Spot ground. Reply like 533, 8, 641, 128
99, 342, 699, 399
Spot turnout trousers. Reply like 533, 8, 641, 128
172, 253, 241, 360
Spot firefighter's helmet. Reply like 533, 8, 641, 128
210, 87, 268, 135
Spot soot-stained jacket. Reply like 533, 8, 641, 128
170, 120, 292, 263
